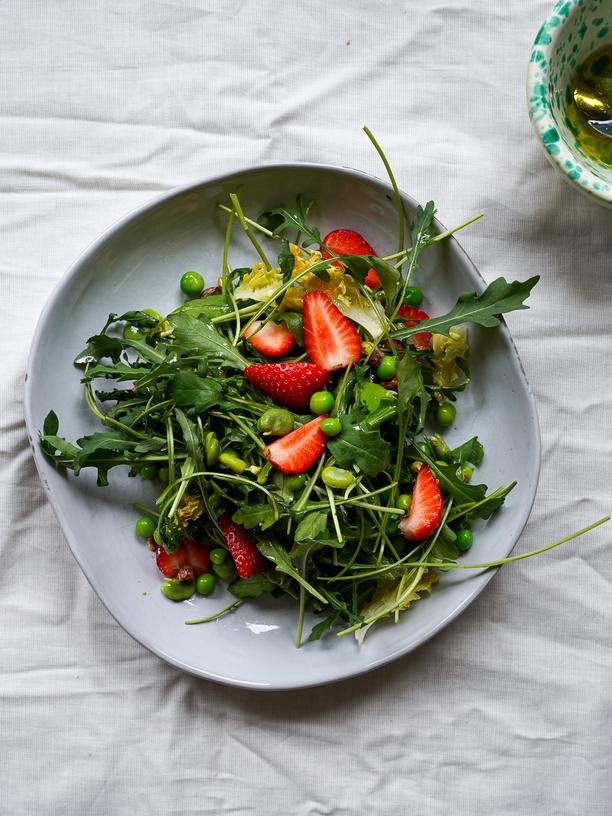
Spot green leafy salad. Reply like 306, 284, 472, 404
40, 130, 608, 646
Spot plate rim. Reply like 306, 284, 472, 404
24, 161, 542, 690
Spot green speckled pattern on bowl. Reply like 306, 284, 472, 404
527, 0, 612, 207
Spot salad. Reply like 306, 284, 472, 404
40, 131, 607, 646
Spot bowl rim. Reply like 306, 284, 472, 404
526, 0, 612, 208
24, 162, 542, 689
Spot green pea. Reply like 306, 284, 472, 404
213, 561, 234, 580
320, 417, 342, 437
180, 271, 204, 297
286, 473, 307, 492
396, 494, 412, 512
205, 431, 220, 466
210, 547, 227, 565
140, 463, 158, 481
257, 408, 294, 436
376, 355, 397, 381
143, 308, 163, 322
309, 390, 335, 415
135, 516, 156, 538
403, 286, 423, 307
321, 466, 354, 489
436, 401, 457, 428
416, 441, 432, 458
195, 573, 216, 596
123, 324, 144, 341
161, 579, 195, 601
158, 467, 169, 483
456, 528, 473, 551
218, 451, 247, 474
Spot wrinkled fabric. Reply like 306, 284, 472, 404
1, 1, 612, 814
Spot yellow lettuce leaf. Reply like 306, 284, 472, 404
355, 569, 439, 644
281, 245, 385, 339
234, 263, 283, 302
431, 327, 468, 387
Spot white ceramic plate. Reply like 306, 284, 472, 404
25, 164, 540, 690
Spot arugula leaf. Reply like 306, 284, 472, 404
43, 410, 59, 436
278, 238, 295, 278
81, 362, 151, 382
256, 539, 327, 603
74, 334, 123, 366
73, 431, 139, 475
392, 276, 540, 341
157, 513, 185, 554
451, 436, 484, 466
341, 255, 401, 308
294, 511, 328, 544
307, 611, 339, 642
169, 313, 246, 369
280, 312, 304, 346
170, 295, 230, 320
232, 504, 277, 531
326, 415, 391, 476
229, 574, 276, 598
174, 408, 201, 464
258, 196, 321, 247
396, 353, 428, 429
40, 434, 79, 462
168, 372, 224, 415
426, 458, 487, 506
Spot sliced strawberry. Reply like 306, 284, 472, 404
397, 305, 432, 351
242, 320, 295, 358
321, 229, 380, 289
156, 539, 211, 579
244, 362, 328, 411
398, 466, 443, 542
218, 513, 265, 578
264, 415, 328, 474
303, 291, 362, 371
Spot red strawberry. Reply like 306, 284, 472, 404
303, 291, 362, 371
218, 513, 265, 579
398, 466, 443, 542
397, 305, 432, 351
264, 415, 328, 474
321, 229, 381, 289
242, 320, 295, 358
156, 539, 211, 579
244, 362, 328, 411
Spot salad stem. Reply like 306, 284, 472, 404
185, 599, 242, 625
363, 127, 405, 260
230, 193, 273, 271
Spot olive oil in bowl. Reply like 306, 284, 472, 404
568, 43, 612, 169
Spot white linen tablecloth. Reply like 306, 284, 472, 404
2, 1, 611, 813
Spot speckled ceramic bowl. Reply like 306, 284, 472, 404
527, 0, 612, 208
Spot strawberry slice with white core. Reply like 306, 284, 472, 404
303, 291, 362, 371
242, 320, 295, 358
264, 415, 328, 474
321, 229, 381, 289
398, 466, 443, 542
